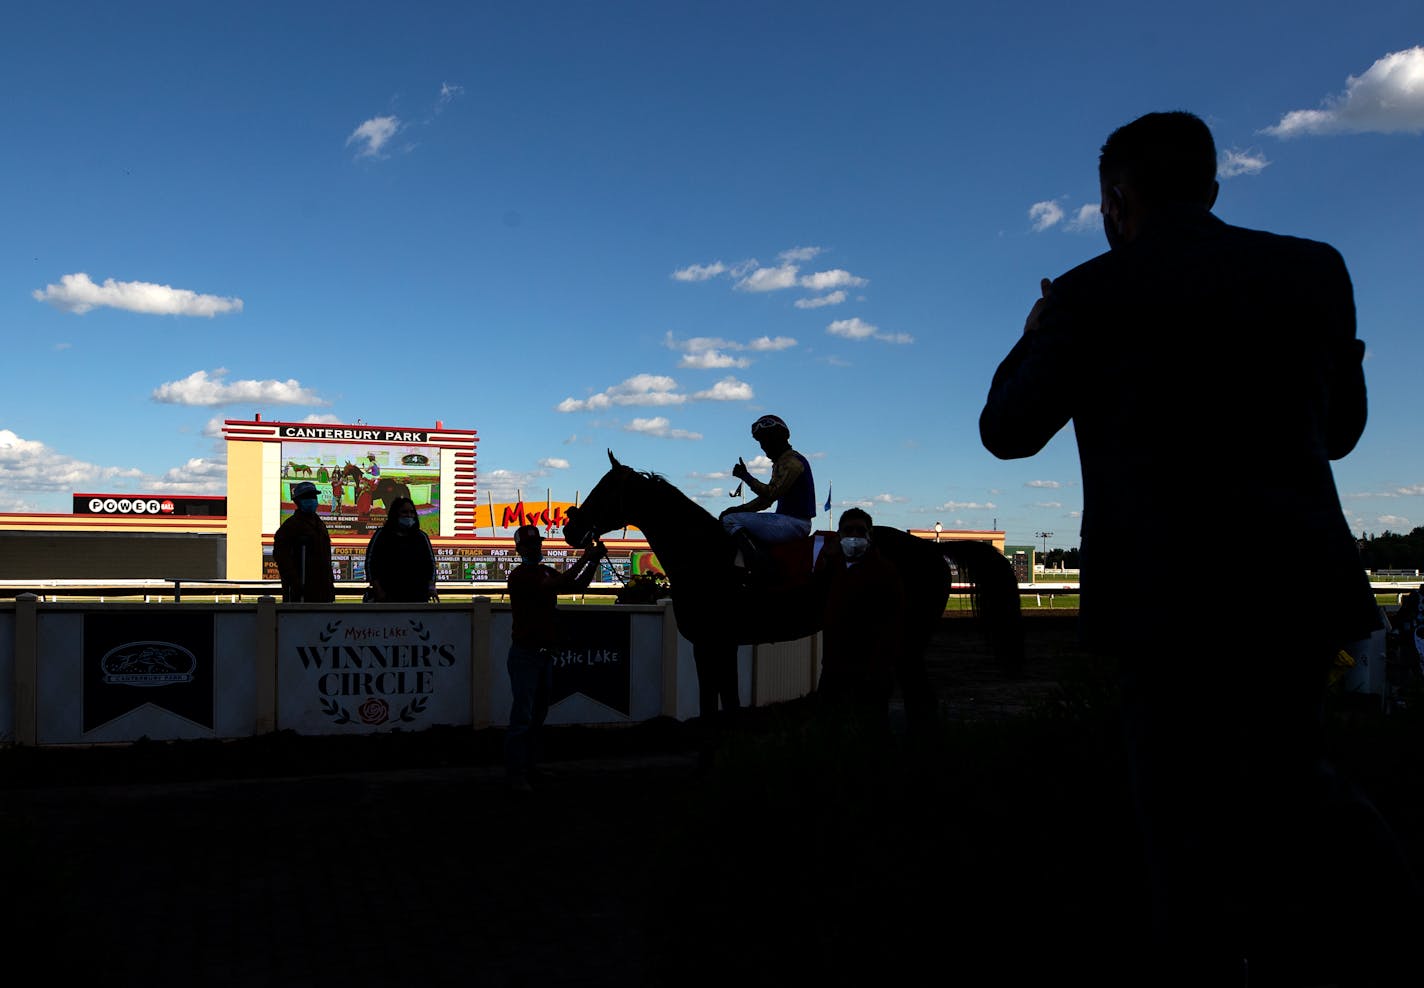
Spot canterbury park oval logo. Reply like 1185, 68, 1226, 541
99, 640, 198, 687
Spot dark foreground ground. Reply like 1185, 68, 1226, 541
2, 614, 1422, 986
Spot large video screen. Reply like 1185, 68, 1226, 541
279, 441, 441, 537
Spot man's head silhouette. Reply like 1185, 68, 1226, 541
1098, 111, 1220, 248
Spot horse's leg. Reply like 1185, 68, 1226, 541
895, 629, 938, 735
693, 640, 740, 723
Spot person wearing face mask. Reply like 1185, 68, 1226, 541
812, 507, 904, 728
273, 480, 335, 603
504, 523, 607, 793
362, 497, 436, 603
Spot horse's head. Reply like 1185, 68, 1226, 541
563, 450, 635, 549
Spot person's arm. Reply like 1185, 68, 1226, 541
422, 532, 438, 600
727, 452, 804, 514
272, 526, 295, 595
979, 277, 1076, 459
555, 541, 608, 592
1319, 246, 1368, 460
364, 530, 386, 601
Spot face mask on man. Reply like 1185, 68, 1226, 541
298, 498, 319, 514
840, 536, 868, 560
398, 516, 417, 529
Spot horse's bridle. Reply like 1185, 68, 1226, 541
566, 466, 632, 549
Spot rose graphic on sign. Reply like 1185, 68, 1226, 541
358, 698, 390, 725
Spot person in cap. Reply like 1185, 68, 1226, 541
503, 523, 607, 793
273, 480, 335, 603
719, 415, 816, 576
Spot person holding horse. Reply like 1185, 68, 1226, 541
504, 523, 607, 794
979, 110, 1418, 983
718, 414, 816, 583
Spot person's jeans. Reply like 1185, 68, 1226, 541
505, 645, 553, 781
720, 512, 810, 543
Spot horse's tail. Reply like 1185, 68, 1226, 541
940, 540, 1025, 676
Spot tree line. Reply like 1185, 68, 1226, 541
1357, 527, 1424, 571
1030, 531, 1422, 573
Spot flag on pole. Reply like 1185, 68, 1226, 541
824, 483, 832, 513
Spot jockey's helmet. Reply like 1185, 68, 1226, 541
513, 524, 542, 550
750, 414, 789, 441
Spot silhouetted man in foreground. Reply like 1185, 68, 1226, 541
980, 111, 1418, 985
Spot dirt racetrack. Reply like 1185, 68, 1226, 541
3, 612, 1420, 987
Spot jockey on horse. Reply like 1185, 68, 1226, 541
717, 414, 816, 586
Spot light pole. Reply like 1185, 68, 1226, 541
934, 521, 942, 543
1035, 530, 1053, 558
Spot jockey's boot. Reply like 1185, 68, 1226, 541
731, 530, 774, 589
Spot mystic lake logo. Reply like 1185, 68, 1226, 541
99, 640, 198, 687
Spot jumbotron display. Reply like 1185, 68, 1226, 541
279, 440, 441, 537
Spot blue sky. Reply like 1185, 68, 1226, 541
2, 1, 1421, 550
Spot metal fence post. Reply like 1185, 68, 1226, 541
13, 593, 38, 746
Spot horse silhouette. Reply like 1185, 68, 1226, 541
287, 461, 313, 477
563, 451, 1023, 728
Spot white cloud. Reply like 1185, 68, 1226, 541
664, 331, 794, 366
204, 413, 342, 439
33, 273, 243, 317
799, 269, 867, 291
1031, 501, 1063, 509
347, 115, 400, 157
678, 349, 750, 369
1218, 148, 1270, 177
0, 428, 145, 494
826, 317, 913, 344
539, 457, 571, 469
734, 264, 800, 292
665, 333, 737, 352
1264, 47, 1424, 137
1029, 200, 1064, 232
624, 417, 702, 440
747, 335, 797, 351
936, 500, 997, 511
479, 466, 558, 501
1064, 204, 1101, 233
778, 246, 823, 262
1026, 480, 1062, 489
1376, 514, 1413, 529
671, 261, 728, 282
439, 82, 464, 104
828, 318, 877, 340
794, 291, 847, 309
556, 374, 685, 412
152, 369, 326, 407
153, 456, 227, 494
692, 377, 754, 401
746, 455, 773, 471
54, 342, 72, 350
